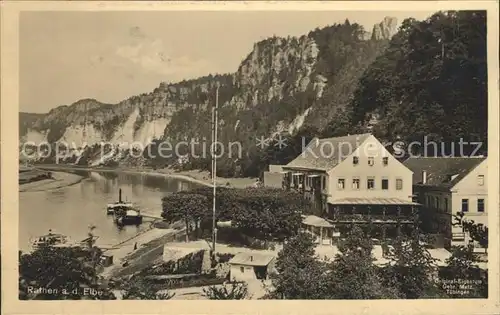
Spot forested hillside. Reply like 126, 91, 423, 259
19, 11, 487, 178
254, 10, 488, 176
351, 11, 487, 151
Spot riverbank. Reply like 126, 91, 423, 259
100, 226, 185, 279
36, 165, 258, 189
19, 171, 84, 193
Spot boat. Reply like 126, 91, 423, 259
106, 188, 134, 215
115, 208, 143, 226
107, 202, 135, 215
109, 189, 143, 225
30, 230, 72, 250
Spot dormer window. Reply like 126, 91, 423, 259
353, 156, 359, 165
382, 157, 388, 166
368, 157, 374, 166
478, 175, 485, 186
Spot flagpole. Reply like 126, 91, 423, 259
212, 85, 219, 259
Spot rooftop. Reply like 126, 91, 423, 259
285, 133, 372, 171
403, 157, 486, 188
302, 215, 334, 228
228, 252, 275, 267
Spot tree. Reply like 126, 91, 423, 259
19, 246, 115, 300
441, 245, 487, 298
351, 11, 487, 153
444, 245, 480, 279
381, 236, 442, 298
328, 226, 400, 299
222, 188, 306, 242
121, 279, 175, 300
269, 232, 330, 299
202, 282, 249, 300
453, 212, 488, 253
163, 187, 306, 244
162, 192, 211, 241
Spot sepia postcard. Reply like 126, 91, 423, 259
1, 1, 499, 314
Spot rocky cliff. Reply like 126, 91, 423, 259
371, 17, 398, 40
20, 17, 396, 169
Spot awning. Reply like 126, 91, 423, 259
302, 215, 334, 228
329, 198, 420, 206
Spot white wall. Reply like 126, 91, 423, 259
327, 135, 413, 203
452, 159, 488, 226
230, 264, 257, 282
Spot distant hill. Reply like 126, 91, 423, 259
19, 11, 487, 177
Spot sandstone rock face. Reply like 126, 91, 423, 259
371, 17, 398, 40
20, 17, 393, 166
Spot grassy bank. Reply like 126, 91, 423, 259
19, 169, 53, 184
19, 170, 84, 192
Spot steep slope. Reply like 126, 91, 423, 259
350, 11, 487, 155
20, 17, 397, 173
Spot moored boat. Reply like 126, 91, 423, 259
106, 189, 134, 214
107, 202, 134, 215
115, 208, 143, 225
30, 230, 72, 251
109, 188, 143, 225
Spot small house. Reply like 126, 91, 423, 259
403, 156, 488, 248
100, 254, 114, 267
228, 252, 276, 282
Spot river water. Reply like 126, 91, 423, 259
19, 171, 200, 252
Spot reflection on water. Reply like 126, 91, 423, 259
19, 171, 200, 252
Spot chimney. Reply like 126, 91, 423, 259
119, 188, 122, 203
422, 171, 427, 184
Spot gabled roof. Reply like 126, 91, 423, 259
403, 157, 486, 188
228, 252, 275, 267
284, 133, 372, 171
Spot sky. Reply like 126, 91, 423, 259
20, 10, 436, 113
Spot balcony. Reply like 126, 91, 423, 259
331, 214, 415, 223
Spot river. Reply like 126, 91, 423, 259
19, 171, 200, 252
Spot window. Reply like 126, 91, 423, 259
382, 157, 388, 166
427, 196, 431, 206
240, 266, 244, 273
322, 176, 326, 190
352, 178, 360, 190
461, 199, 469, 212
367, 177, 375, 190
444, 198, 448, 212
381, 179, 389, 190
396, 178, 403, 190
338, 178, 345, 190
478, 199, 485, 212
478, 175, 485, 186
353, 156, 359, 165
368, 157, 374, 166
436, 198, 440, 210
